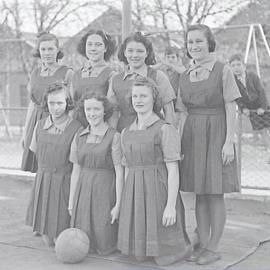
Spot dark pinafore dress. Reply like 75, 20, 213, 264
26, 118, 81, 238
72, 66, 113, 127
21, 65, 70, 172
118, 119, 186, 257
112, 67, 159, 132
179, 62, 240, 194
71, 127, 117, 255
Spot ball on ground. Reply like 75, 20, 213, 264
55, 228, 89, 263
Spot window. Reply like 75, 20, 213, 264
20, 84, 29, 107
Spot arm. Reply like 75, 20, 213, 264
222, 65, 240, 165
163, 161, 179, 227
163, 101, 175, 126
65, 69, 74, 99
223, 101, 237, 165
107, 76, 120, 129
110, 164, 124, 224
22, 100, 35, 146
68, 163, 81, 215
156, 70, 176, 125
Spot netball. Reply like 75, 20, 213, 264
55, 228, 90, 264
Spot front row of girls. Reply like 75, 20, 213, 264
26, 78, 188, 266
26, 23, 241, 266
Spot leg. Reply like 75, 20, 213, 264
196, 194, 224, 265
42, 234, 54, 247
186, 194, 210, 262
260, 129, 270, 150
195, 194, 210, 247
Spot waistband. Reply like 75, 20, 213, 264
38, 163, 72, 173
128, 164, 163, 170
81, 167, 114, 172
188, 108, 225, 115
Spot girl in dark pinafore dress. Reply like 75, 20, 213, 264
69, 92, 124, 255
25, 82, 81, 246
71, 30, 116, 127
118, 76, 189, 266
176, 24, 241, 265
107, 32, 176, 132
21, 32, 73, 173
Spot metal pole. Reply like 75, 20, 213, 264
252, 26, 261, 78
237, 113, 242, 184
244, 25, 253, 64
122, 0, 132, 42
258, 24, 270, 57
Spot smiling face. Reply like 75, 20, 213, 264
124, 41, 148, 70
230, 59, 246, 77
84, 98, 105, 127
132, 85, 154, 115
187, 30, 210, 62
85, 34, 106, 63
39, 40, 58, 66
47, 90, 67, 120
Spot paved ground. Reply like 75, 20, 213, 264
1, 173, 270, 270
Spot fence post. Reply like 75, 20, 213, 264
237, 112, 242, 184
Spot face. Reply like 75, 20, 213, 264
47, 90, 67, 120
39, 40, 58, 65
230, 59, 245, 76
132, 85, 154, 115
187, 30, 210, 61
84, 98, 105, 127
85, 34, 106, 63
124, 41, 147, 69
165, 53, 178, 64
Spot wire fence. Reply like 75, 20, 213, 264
0, 108, 270, 191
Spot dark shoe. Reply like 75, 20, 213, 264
185, 245, 204, 262
196, 249, 221, 265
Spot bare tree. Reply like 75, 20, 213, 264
0, 0, 113, 76
132, 0, 250, 38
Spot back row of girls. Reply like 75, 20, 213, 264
24, 24, 240, 266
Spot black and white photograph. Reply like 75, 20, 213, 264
0, 0, 270, 269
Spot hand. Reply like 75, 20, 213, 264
162, 206, 176, 227
243, 108, 250, 116
222, 141, 235, 165
110, 204, 120, 224
257, 108, 265, 115
68, 208, 72, 216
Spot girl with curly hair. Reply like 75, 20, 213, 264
69, 92, 124, 255
25, 82, 81, 246
71, 29, 116, 127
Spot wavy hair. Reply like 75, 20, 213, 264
77, 92, 114, 122
33, 32, 64, 60
185, 24, 216, 59
118, 32, 156, 65
41, 81, 73, 112
130, 75, 163, 117
77, 29, 116, 61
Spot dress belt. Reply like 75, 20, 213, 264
128, 164, 162, 170
39, 163, 72, 173
81, 167, 114, 172
188, 108, 225, 115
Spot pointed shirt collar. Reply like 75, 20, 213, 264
79, 123, 109, 137
123, 65, 148, 80
43, 115, 70, 132
187, 55, 216, 74
129, 113, 160, 130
